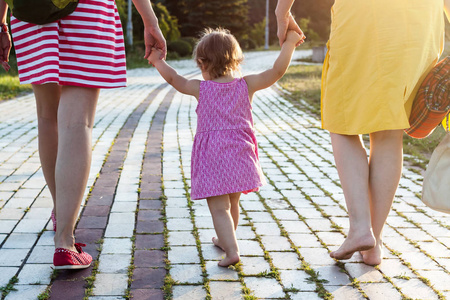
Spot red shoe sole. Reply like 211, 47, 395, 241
54, 263, 91, 270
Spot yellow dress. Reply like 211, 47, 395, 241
321, 0, 445, 135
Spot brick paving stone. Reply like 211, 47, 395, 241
134, 250, 165, 268
172, 285, 207, 300
209, 281, 242, 299
279, 269, 316, 291
244, 277, 285, 298
170, 264, 203, 284
131, 289, 164, 300
131, 268, 166, 290
93, 274, 129, 296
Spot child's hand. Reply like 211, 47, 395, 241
148, 48, 163, 65
285, 30, 303, 46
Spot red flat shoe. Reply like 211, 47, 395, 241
51, 209, 56, 232
53, 243, 92, 270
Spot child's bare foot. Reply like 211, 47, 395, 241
212, 237, 225, 251
360, 242, 383, 266
218, 253, 240, 267
330, 232, 376, 260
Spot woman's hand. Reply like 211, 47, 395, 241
0, 30, 11, 71
143, 25, 166, 61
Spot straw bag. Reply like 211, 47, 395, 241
405, 57, 450, 139
422, 116, 450, 213
4, 0, 78, 25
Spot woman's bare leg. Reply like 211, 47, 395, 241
329, 133, 376, 260
361, 130, 403, 265
54, 86, 99, 251
33, 84, 61, 206
207, 194, 240, 267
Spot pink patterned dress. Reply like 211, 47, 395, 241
191, 78, 266, 200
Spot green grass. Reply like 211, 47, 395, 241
278, 64, 446, 168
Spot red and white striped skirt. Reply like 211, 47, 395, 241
10, 0, 127, 88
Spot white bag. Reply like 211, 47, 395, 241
422, 133, 450, 214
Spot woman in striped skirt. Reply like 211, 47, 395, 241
0, 0, 166, 269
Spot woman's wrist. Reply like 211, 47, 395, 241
0, 23, 8, 33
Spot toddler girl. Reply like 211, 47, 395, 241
149, 28, 301, 267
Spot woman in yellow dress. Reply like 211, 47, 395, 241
276, 0, 449, 265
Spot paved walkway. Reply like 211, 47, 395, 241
0, 50, 449, 300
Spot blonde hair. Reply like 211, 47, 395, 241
193, 28, 244, 79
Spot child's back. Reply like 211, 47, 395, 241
192, 78, 265, 200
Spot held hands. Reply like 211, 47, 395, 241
148, 47, 163, 66
143, 26, 166, 61
285, 30, 302, 46
277, 13, 305, 47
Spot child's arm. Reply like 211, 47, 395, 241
244, 31, 301, 96
149, 49, 200, 98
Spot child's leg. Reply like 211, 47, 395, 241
207, 194, 240, 267
230, 192, 241, 230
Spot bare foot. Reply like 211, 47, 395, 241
218, 253, 240, 267
330, 232, 376, 260
212, 237, 225, 251
360, 243, 383, 266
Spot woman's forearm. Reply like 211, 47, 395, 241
0, 1, 8, 24
131, 0, 158, 28
445, 0, 450, 22
275, 0, 295, 18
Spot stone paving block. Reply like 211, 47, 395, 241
253, 222, 281, 236
193, 216, 214, 229
377, 258, 416, 279
135, 220, 164, 234
314, 265, 352, 286
420, 223, 450, 237
400, 252, 441, 270
26, 246, 55, 264
0, 208, 25, 220
78, 216, 108, 229
165, 197, 189, 208
13, 219, 47, 233
90, 297, 124, 300
137, 210, 162, 222
168, 246, 200, 264
102, 238, 133, 254
417, 241, 450, 258
392, 278, 439, 299
289, 233, 323, 248
16, 263, 52, 285
289, 292, 322, 300
165, 207, 191, 219
109, 212, 136, 224
0, 267, 19, 287
209, 281, 242, 300
264, 198, 291, 209
271, 209, 300, 221
247, 211, 274, 223
104, 222, 135, 238
315, 231, 345, 246
93, 273, 129, 296
168, 231, 197, 246
2, 233, 38, 249
4, 284, 47, 300
280, 220, 310, 233
241, 256, 271, 275
416, 270, 450, 291
235, 225, 255, 240
398, 228, 435, 242
172, 285, 207, 300
202, 244, 227, 261
198, 228, 217, 244
299, 247, 335, 266
240, 200, 266, 211
245, 277, 285, 298
344, 263, 385, 282
139, 200, 162, 210
279, 269, 316, 291
205, 261, 239, 280
0, 249, 29, 266
270, 251, 302, 270
326, 285, 365, 300
260, 235, 292, 251
170, 264, 203, 284
135, 234, 164, 250
98, 254, 131, 273
239, 240, 265, 256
